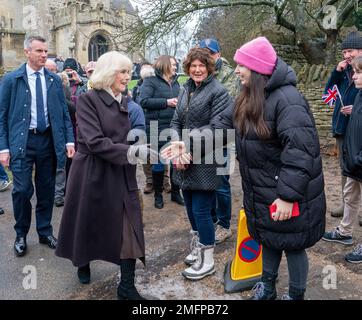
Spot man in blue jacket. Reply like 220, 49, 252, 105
325, 31, 362, 219
0, 35, 75, 257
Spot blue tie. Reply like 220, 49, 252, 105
35, 72, 46, 133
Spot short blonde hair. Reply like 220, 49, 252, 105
91, 51, 132, 90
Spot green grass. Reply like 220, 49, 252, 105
178, 75, 188, 84
128, 75, 189, 90
128, 80, 138, 90
5, 167, 12, 182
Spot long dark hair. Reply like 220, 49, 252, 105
233, 71, 270, 139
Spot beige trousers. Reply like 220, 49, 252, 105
338, 177, 361, 236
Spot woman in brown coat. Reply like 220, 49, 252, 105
55, 51, 146, 300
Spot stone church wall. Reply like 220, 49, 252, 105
1, 0, 143, 70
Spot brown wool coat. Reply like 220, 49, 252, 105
55, 89, 145, 267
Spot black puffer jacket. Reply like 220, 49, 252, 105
139, 71, 180, 150
171, 75, 233, 191
342, 91, 362, 182
214, 58, 326, 251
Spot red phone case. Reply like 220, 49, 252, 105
269, 202, 300, 219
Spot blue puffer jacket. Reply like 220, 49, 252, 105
325, 65, 359, 136
0, 64, 74, 169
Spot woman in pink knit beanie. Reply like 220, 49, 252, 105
214, 37, 326, 300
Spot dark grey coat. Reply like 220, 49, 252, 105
139, 71, 180, 150
214, 58, 326, 251
342, 91, 362, 182
171, 75, 233, 191
55, 90, 145, 267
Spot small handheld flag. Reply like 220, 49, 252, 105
323, 85, 339, 107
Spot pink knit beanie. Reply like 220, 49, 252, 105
234, 37, 277, 75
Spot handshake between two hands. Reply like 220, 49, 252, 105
128, 141, 192, 170
161, 141, 192, 171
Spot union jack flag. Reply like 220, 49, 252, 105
322, 85, 339, 107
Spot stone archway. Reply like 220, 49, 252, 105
88, 33, 110, 61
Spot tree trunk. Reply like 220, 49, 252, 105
325, 30, 338, 65
295, 34, 326, 65
290, 0, 324, 64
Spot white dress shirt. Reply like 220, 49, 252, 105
105, 87, 123, 104
26, 64, 49, 129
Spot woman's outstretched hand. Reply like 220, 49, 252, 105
161, 141, 187, 160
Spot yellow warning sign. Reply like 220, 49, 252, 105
224, 209, 262, 293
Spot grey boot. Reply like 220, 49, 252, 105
331, 176, 346, 217
184, 230, 199, 266
182, 242, 215, 280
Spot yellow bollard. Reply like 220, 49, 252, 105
224, 209, 262, 293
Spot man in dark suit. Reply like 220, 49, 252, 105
0, 35, 75, 257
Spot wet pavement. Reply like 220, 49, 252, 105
0, 155, 361, 300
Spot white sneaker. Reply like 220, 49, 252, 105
182, 243, 215, 280
215, 224, 232, 244
0, 180, 12, 192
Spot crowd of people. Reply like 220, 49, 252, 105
0, 31, 361, 300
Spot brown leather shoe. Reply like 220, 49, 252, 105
143, 182, 153, 194
163, 182, 171, 193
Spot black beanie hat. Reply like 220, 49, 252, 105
341, 31, 362, 50
63, 58, 78, 71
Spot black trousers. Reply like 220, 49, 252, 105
262, 246, 309, 294
11, 129, 56, 238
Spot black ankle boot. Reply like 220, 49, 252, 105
288, 287, 305, 300
153, 172, 164, 209
171, 192, 184, 206
170, 182, 184, 206
154, 194, 164, 209
118, 259, 146, 300
77, 263, 90, 284
249, 276, 277, 300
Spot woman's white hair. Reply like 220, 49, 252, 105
91, 51, 132, 90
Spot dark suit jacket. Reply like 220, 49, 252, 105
0, 63, 74, 169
